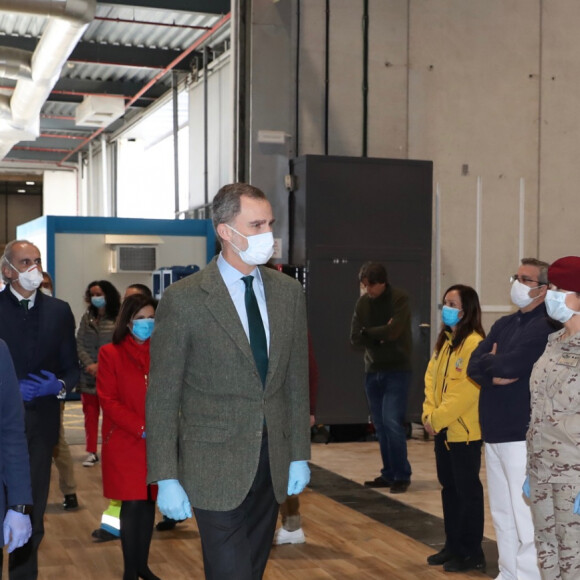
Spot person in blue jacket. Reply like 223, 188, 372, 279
0, 240, 79, 579
467, 258, 557, 580
0, 339, 33, 565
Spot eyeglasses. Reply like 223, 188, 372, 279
510, 274, 545, 287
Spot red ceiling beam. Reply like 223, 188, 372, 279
41, 114, 75, 120
94, 16, 213, 31
0, 86, 154, 101
14, 146, 72, 153
40, 133, 85, 140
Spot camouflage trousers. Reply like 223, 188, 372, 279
529, 475, 580, 580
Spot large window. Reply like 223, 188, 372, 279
116, 89, 189, 219
117, 125, 189, 219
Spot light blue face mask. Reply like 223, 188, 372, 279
441, 305, 461, 327
131, 318, 155, 341
91, 296, 106, 309
545, 290, 580, 323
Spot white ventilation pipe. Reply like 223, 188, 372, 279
0, 47, 32, 80
0, 0, 94, 24
0, 95, 11, 120
0, 0, 96, 159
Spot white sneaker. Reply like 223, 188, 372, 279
83, 453, 99, 467
274, 527, 305, 545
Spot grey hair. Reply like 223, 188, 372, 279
211, 183, 267, 234
521, 257, 549, 285
1, 239, 38, 283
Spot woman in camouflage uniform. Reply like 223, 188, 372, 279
527, 256, 580, 580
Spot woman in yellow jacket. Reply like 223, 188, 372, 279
422, 284, 486, 574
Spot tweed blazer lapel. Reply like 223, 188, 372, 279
260, 266, 288, 390
200, 260, 257, 372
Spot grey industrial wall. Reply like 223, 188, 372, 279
244, 0, 580, 334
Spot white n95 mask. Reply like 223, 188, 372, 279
10, 263, 43, 292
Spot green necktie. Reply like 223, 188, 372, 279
242, 276, 268, 386
19, 299, 30, 311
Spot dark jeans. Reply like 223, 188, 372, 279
434, 433, 484, 559
365, 370, 412, 482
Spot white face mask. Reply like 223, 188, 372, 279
10, 262, 43, 292
225, 224, 274, 266
545, 289, 580, 323
40, 287, 52, 297
510, 279, 539, 309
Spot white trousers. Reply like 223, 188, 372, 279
485, 441, 541, 580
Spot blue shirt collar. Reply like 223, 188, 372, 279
216, 253, 263, 287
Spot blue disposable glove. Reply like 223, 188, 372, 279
287, 460, 310, 496
157, 479, 192, 521
27, 370, 61, 397
3, 510, 32, 553
18, 379, 39, 402
523, 475, 530, 499
574, 492, 580, 515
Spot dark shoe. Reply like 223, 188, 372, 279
364, 476, 393, 488
137, 568, 161, 580
427, 547, 454, 566
390, 480, 410, 494
155, 516, 183, 531
443, 555, 486, 573
91, 528, 119, 542
63, 493, 78, 510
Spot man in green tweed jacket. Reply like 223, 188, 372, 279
146, 183, 311, 580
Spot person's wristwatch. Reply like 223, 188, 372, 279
8, 505, 33, 515
57, 380, 67, 400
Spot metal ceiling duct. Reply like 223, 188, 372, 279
0, 0, 96, 162
0, 0, 94, 23
0, 48, 32, 80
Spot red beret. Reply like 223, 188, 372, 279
548, 256, 580, 292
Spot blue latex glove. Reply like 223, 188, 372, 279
157, 479, 192, 521
523, 475, 530, 499
3, 510, 32, 553
18, 379, 39, 402
574, 492, 580, 515
141, 431, 146, 439
27, 370, 61, 397
287, 460, 310, 496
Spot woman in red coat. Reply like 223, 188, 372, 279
97, 293, 159, 580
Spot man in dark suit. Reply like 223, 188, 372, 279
147, 183, 311, 580
0, 240, 79, 579
0, 339, 33, 572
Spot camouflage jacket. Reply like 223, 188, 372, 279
527, 328, 580, 483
